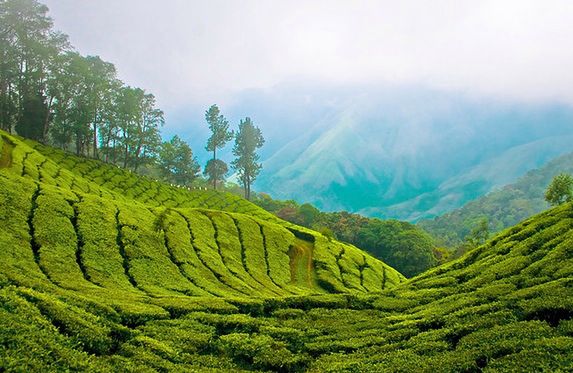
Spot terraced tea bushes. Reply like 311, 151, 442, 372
25, 137, 282, 221
2, 130, 572, 371
0, 132, 400, 301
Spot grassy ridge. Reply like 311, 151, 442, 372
1, 131, 573, 371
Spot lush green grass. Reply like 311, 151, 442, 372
1, 130, 573, 371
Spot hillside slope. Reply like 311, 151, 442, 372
419, 150, 573, 246
0, 131, 402, 302
1, 132, 573, 371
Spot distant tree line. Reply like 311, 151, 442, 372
253, 193, 439, 277
0, 0, 264, 198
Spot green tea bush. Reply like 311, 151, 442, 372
0, 287, 99, 371
233, 213, 283, 294
16, 288, 116, 355
217, 332, 307, 371
261, 222, 296, 288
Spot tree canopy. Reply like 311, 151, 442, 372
158, 135, 200, 186
232, 117, 264, 200
545, 173, 573, 206
204, 158, 228, 190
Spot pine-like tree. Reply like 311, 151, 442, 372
231, 117, 264, 200
205, 104, 232, 189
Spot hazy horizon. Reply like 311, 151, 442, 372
43, 1, 573, 131
39, 0, 573, 218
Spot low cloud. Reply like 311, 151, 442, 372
45, 0, 573, 110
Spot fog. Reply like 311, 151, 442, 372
44, 0, 573, 112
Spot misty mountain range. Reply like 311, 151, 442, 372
223, 83, 573, 221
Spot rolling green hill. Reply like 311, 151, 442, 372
1, 131, 573, 371
0, 130, 402, 299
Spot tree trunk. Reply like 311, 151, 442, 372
133, 143, 142, 172
92, 121, 97, 159
123, 142, 129, 169
213, 148, 217, 190
112, 137, 116, 164
76, 130, 81, 156
42, 95, 54, 143
247, 175, 251, 200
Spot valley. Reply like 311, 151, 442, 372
2, 132, 573, 371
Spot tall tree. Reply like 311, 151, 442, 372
205, 104, 232, 189
131, 92, 163, 171
98, 78, 123, 163
113, 87, 162, 169
204, 158, 228, 190
0, 0, 68, 138
83, 55, 117, 158
231, 117, 264, 200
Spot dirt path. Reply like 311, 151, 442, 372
289, 237, 315, 288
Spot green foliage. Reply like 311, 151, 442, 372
204, 104, 233, 190
545, 172, 573, 206
158, 135, 200, 185
463, 217, 490, 251
2, 132, 573, 372
419, 152, 573, 247
205, 104, 233, 157
15, 93, 48, 140
217, 332, 307, 371
253, 193, 440, 277
357, 219, 437, 277
203, 158, 228, 190
231, 117, 264, 200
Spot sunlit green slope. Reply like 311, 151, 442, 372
1, 131, 573, 371
0, 131, 402, 300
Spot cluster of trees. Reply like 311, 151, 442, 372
253, 193, 439, 276
0, 0, 265, 197
1, 0, 164, 171
203, 105, 264, 199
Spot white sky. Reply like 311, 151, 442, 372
43, 0, 573, 110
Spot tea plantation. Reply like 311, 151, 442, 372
1, 131, 573, 371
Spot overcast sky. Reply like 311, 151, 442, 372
42, 0, 573, 112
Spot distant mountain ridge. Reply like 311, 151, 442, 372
248, 84, 573, 221
378, 135, 573, 221
418, 150, 573, 246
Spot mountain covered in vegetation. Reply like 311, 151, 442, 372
419, 150, 573, 247
250, 85, 573, 221
2, 131, 573, 371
